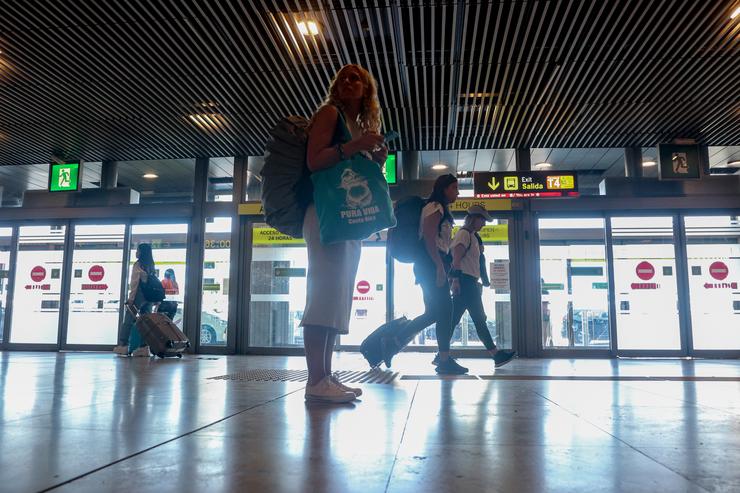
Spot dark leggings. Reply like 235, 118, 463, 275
402, 256, 454, 353
451, 275, 496, 351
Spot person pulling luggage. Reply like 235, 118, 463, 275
448, 206, 516, 368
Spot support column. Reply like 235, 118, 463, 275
515, 148, 531, 171
100, 160, 119, 189
624, 146, 643, 179
183, 157, 209, 351
400, 151, 420, 181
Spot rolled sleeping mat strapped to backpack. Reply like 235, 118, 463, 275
260, 116, 313, 239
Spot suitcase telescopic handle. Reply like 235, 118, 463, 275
125, 303, 139, 318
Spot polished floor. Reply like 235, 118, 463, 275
1, 352, 739, 493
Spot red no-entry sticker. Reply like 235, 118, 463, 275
31, 266, 46, 282
356, 280, 370, 294
88, 265, 105, 282
635, 261, 655, 281
709, 261, 729, 281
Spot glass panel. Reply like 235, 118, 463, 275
207, 158, 234, 202
538, 218, 610, 349
117, 159, 196, 204
393, 218, 512, 349
0, 164, 48, 207
338, 237, 387, 347
66, 224, 125, 345
200, 218, 232, 346
249, 223, 307, 347
245, 156, 264, 201
0, 228, 11, 341
248, 223, 388, 348
530, 148, 625, 195
10, 225, 67, 344
129, 224, 188, 331
685, 215, 740, 350
611, 216, 680, 350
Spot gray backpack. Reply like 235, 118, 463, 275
260, 116, 313, 238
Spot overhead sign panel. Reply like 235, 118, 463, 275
473, 171, 579, 198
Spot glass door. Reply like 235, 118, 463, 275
0, 228, 12, 342
200, 217, 232, 347
393, 218, 513, 350
9, 225, 67, 345
538, 218, 610, 349
65, 224, 126, 346
684, 215, 740, 351
129, 224, 188, 331
611, 216, 681, 351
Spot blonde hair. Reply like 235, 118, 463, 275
322, 64, 381, 133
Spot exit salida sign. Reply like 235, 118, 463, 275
474, 171, 579, 198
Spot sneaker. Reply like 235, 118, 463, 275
330, 374, 362, 398
435, 357, 469, 375
431, 353, 441, 366
131, 346, 151, 357
305, 376, 356, 403
493, 350, 516, 368
113, 345, 130, 357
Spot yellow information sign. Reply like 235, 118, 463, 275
449, 198, 512, 212
252, 227, 304, 245
241, 199, 512, 216
452, 224, 509, 243
239, 202, 264, 215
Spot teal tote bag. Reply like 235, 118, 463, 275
311, 155, 397, 244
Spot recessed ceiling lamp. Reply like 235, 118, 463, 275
188, 112, 228, 131
534, 162, 552, 170
732, 6, 740, 19
142, 173, 158, 179
297, 20, 319, 36
432, 163, 448, 170
642, 160, 657, 167
727, 160, 740, 168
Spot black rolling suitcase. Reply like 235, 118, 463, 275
360, 316, 415, 368
127, 304, 190, 359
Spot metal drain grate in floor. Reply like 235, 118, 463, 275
207, 368, 399, 384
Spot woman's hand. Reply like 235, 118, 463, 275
348, 132, 384, 155
435, 266, 447, 287
371, 145, 388, 164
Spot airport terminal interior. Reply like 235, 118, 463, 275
0, 1, 739, 492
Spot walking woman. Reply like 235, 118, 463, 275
113, 243, 155, 357
386, 174, 465, 374
302, 64, 386, 403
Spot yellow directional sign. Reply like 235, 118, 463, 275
488, 177, 500, 191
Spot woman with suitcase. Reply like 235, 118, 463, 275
113, 243, 156, 357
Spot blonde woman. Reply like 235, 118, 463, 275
302, 64, 386, 403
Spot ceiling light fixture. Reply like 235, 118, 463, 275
534, 162, 552, 170
432, 163, 448, 170
142, 173, 158, 179
642, 160, 657, 167
297, 20, 319, 36
732, 6, 740, 19
727, 160, 740, 168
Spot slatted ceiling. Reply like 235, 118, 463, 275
0, 2, 739, 167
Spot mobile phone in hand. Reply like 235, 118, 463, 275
383, 130, 400, 143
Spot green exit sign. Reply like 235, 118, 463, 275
49, 162, 81, 192
383, 153, 397, 185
